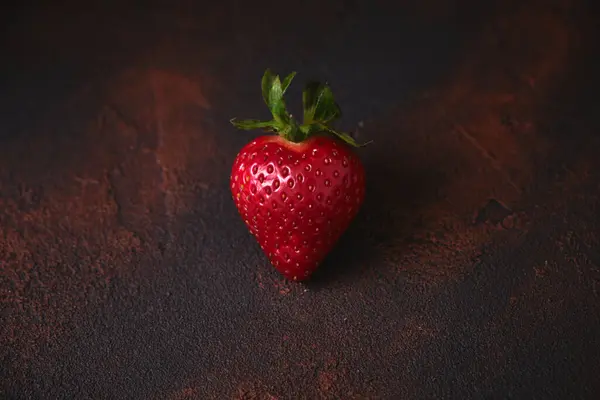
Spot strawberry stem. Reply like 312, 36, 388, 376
231, 69, 370, 147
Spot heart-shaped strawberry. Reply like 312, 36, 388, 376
230, 70, 368, 281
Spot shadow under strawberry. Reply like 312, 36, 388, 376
307, 146, 445, 287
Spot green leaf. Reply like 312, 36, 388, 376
302, 81, 341, 124
281, 118, 302, 142
269, 84, 287, 123
260, 69, 292, 125
230, 118, 280, 131
319, 123, 371, 148
281, 71, 297, 94
261, 69, 276, 107
326, 128, 361, 147
235, 68, 371, 146
298, 122, 321, 137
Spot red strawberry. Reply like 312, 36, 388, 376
230, 69, 368, 281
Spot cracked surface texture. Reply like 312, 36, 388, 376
2, 0, 600, 398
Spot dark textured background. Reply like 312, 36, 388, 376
2, 0, 600, 398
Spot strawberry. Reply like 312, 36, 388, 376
230, 69, 368, 281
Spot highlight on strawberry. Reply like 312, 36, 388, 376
230, 69, 368, 281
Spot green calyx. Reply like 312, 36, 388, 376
230, 69, 369, 147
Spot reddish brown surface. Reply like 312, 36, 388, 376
2, 0, 600, 398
